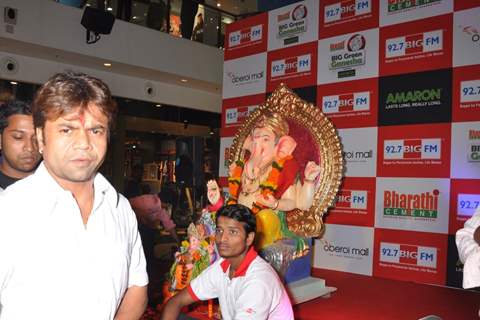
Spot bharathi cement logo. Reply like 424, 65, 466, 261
226, 70, 264, 86
329, 34, 366, 70
271, 54, 311, 79
379, 242, 437, 269
276, 4, 308, 39
385, 88, 442, 110
383, 138, 441, 160
323, 91, 370, 115
335, 189, 368, 210
228, 25, 263, 48
386, 30, 443, 59
387, 0, 442, 15
468, 129, 480, 162
383, 189, 439, 218
324, 0, 371, 24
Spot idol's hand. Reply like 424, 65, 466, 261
256, 193, 278, 209
304, 161, 321, 182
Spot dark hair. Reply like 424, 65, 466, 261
216, 204, 256, 235
0, 100, 32, 134
32, 72, 117, 131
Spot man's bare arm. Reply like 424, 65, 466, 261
115, 285, 148, 320
161, 288, 196, 320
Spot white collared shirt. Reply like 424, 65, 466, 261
0, 162, 148, 319
456, 208, 480, 289
188, 247, 294, 320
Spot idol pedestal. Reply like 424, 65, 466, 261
283, 239, 336, 304
288, 276, 336, 304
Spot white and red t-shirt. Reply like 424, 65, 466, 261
188, 247, 294, 320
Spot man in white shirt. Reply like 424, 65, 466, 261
0, 72, 148, 319
456, 208, 480, 289
161, 204, 294, 320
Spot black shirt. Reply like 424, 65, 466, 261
0, 170, 19, 190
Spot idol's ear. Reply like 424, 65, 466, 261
274, 135, 297, 160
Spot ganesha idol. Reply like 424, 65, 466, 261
209, 84, 344, 277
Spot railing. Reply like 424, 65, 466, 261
56, 0, 238, 49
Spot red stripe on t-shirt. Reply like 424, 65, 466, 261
187, 284, 200, 302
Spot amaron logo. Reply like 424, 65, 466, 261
225, 106, 256, 126
335, 189, 368, 209
385, 88, 441, 109
380, 242, 437, 268
229, 25, 262, 47
323, 91, 370, 114
383, 139, 441, 160
468, 129, 480, 162
329, 34, 366, 70
383, 189, 439, 218
323, 241, 369, 256
271, 54, 311, 78
324, 0, 371, 24
343, 149, 373, 161
386, 89, 441, 104
386, 30, 443, 58
387, 0, 442, 14
227, 71, 264, 85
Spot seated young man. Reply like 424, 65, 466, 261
161, 204, 294, 320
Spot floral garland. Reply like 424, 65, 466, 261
227, 155, 292, 214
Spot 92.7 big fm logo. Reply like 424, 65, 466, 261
383, 138, 441, 161
380, 242, 437, 269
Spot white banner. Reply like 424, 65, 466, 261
222, 53, 267, 99
375, 177, 450, 234
318, 28, 379, 84
453, 7, 480, 67
451, 121, 480, 178
313, 224, 374, 276
338, 127, 378, 177
267, 0, 319, 51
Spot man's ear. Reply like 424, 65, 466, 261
35, 127, 44, 151
246, 231, 255, 247
0, 133, 2, 151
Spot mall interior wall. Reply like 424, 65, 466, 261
0, 0, 223, 113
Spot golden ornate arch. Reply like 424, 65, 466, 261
228, 84, 344, 238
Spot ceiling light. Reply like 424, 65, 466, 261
180, 79, 188, 83
103, 62, 112, 67
10, 81, 17, 85
155, 104, 162, 107
217, 3, 221, 7
107, 7, 113, 11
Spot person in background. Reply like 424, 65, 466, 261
456, 208, 480, 289
191, 13, 204, 43
0, 100, 41, 191
0, 72, 148, 319
161, 204, 294, 320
